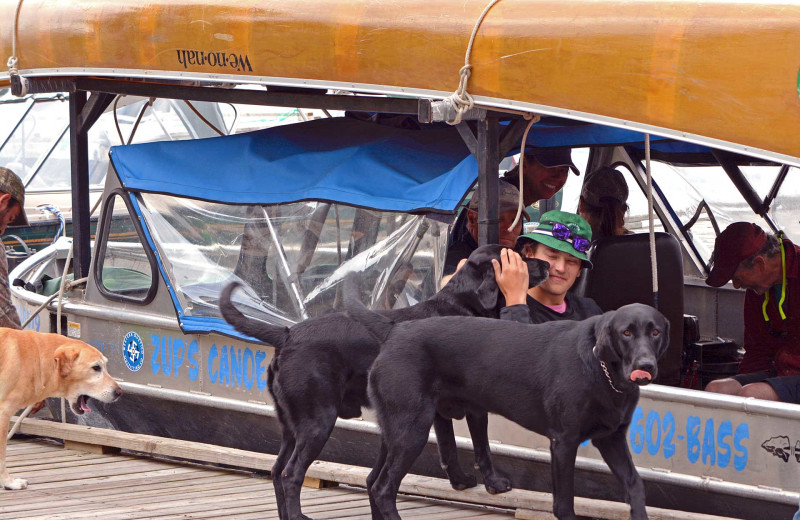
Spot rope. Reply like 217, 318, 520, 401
645, 134, 659, 308
507, 114, 540, 231
7, 404, 33, 440
127, 98, 154, 145
445, 0, 504, 125
55, 241, 76, 424
6, 0, 26, 95
113, 95, 125, 145
183, 100, 225, 136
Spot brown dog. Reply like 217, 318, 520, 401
0, 329, 122, 489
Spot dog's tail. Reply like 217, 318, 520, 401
219, 282, 289, 350
343, 273, 395, 343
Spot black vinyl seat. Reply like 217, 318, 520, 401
579, 232, 685, 386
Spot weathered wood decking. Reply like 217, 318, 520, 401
4, 419, 744, 520
1, 437, 512, 519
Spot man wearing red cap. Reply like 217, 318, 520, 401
705, 222, 800, 402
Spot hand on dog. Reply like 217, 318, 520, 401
492, 248, 529, 306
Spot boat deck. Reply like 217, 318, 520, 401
1, 437, 512, 520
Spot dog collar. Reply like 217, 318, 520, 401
594, 345, 624, 394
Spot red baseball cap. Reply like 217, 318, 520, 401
705, 222, 767, 287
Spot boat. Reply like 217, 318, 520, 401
2, 1, 800, 518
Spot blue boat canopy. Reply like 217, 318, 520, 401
110, 115, 733, 216
110, 117, 479, 213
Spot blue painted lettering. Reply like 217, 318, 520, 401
188, 340, 199, 381
645, 410, 661, 456
686, 416, 701, 464
733, 423, 749, 471
629, 406, 645, 454
230, 347, 242, 387
172, 338, 185, 377
219, 345, 230, 386
242, 348, 254, 390
661, 412, 676, 459
150, 334, 160, 374
209, 344, 219, 384
159, 336, 172, 376
716, 420, 732, 469
701, 418, 716, 465
255, 350, 267, 391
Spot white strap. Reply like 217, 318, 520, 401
645, 133, 659, 298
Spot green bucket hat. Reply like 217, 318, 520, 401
0, 167, 27, 227
517, 210, 593, 268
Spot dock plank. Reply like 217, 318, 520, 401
4, 420, 745, 520
0, 437, 513, 520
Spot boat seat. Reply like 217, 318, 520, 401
579, 232, 685, 386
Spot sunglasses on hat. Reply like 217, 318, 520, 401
545, 221, 591, 253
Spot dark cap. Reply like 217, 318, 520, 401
468, 181, 527, 219
525, 148, 579, 175
0, 167, 27, 227
581, 166, 629, 206
705, 222, 767, 287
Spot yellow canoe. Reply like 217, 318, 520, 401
2, 0, 800, 162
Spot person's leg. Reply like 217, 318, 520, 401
705, 371, 770, 396
739, 382, 780, 401
704, 378, 743, 395
762, 374, 800, 404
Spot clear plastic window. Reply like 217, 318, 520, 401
0, 97, 69, 183
646, 162, 769, 262
769, 166, 800, 239
23, 98, 228, 193
136, 194, 448, 325
97, 194, 154, 300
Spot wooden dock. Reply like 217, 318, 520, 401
4, 418, 743, 520
1, 437, 512, 520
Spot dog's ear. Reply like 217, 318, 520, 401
475, 266, 500, 311
593, 311, 621, 363
656, 315, 671, 359
55, 346, 81, 378
523, 258, 549, 288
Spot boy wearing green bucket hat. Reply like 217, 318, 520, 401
498, 210, 602, 324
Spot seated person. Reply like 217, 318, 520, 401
577, 166, 631, 240
704, 222, 800, 403
502, 149, 580, 207
496, 210, 602, 324
443, 182, 524, 279
445, 148, 580, 275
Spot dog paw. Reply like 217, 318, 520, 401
2, 477, 28, 490
447, 472, 478, 491
484, 474, 512, 495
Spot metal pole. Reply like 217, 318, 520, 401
69, 91, 91, 279
477, 116, 499, 245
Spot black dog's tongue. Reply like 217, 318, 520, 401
630, 370, 652, 385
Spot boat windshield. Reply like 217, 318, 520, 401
560, 157, 793, 267
135, 193, 447, 327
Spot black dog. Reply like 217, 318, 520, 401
345, 298, 669, 520
219, 245, 549, 520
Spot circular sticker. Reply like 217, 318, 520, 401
122, 331, 145, 372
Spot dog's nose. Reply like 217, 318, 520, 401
636, 361, 655, 374
113, 387, 123, 400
